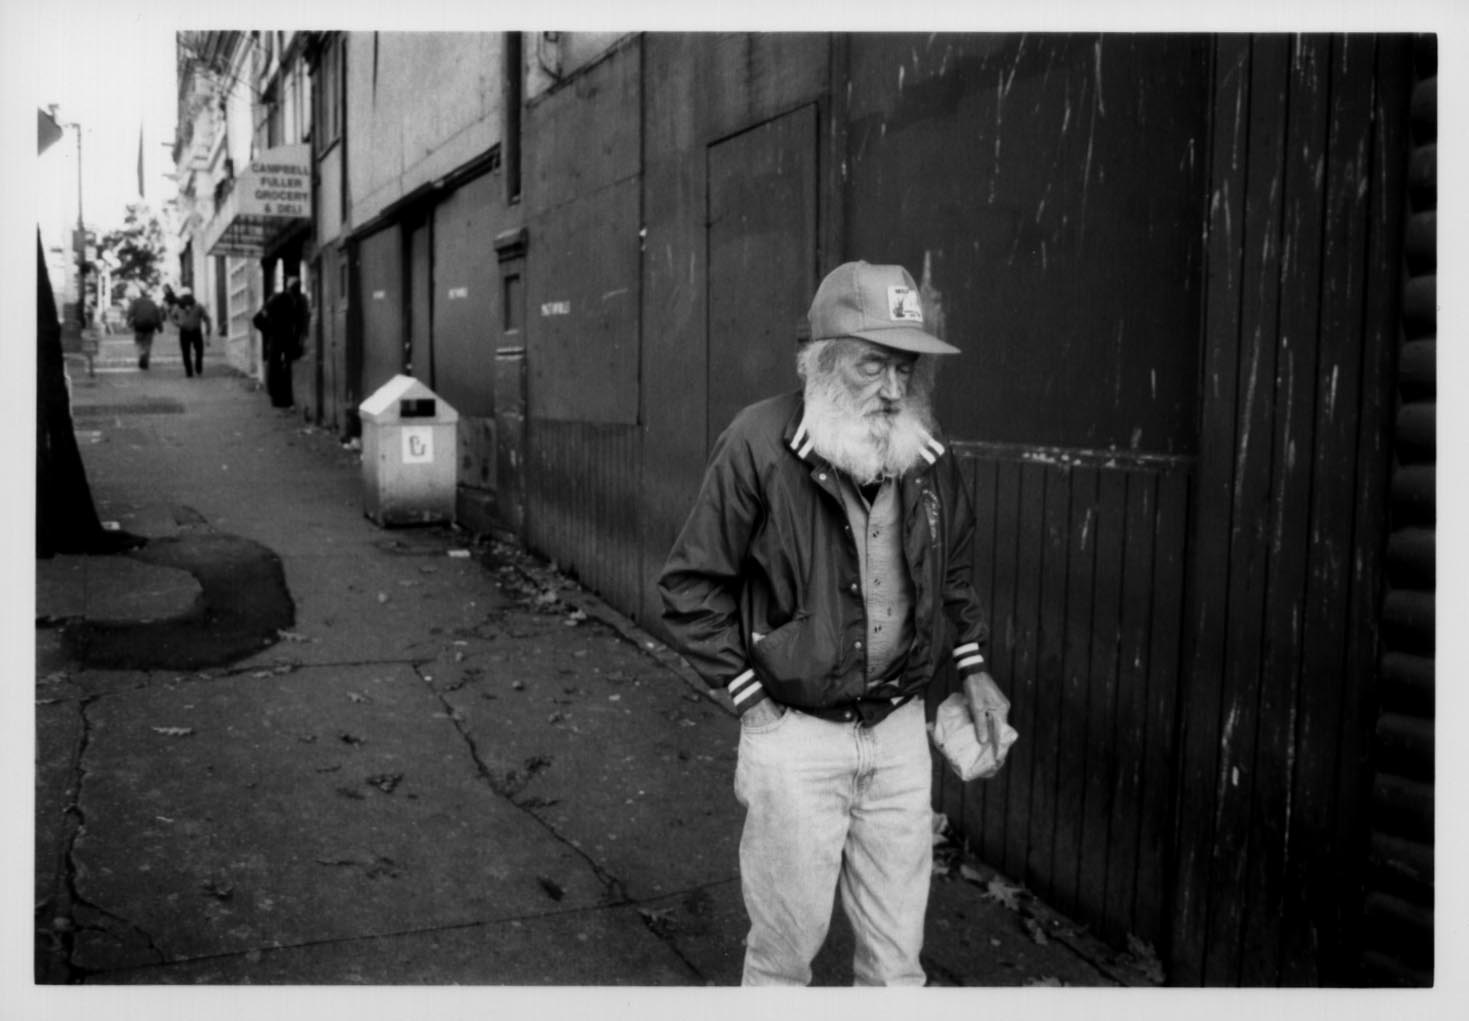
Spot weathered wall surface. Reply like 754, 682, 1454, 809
346, 32, 502, 227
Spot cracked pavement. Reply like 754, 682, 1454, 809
33, 362, 1133, 988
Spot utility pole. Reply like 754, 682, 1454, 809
71, 121, 86, 328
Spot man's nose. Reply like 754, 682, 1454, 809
879, 366, 908, 400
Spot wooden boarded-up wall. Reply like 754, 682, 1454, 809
512, 30, 1415, 984
1170, 35, 1410, 985
638, 33, 833, 625
843, 33, 1210, 956
522, 39, 644, 613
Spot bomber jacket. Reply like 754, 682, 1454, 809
658, 390, 990, 725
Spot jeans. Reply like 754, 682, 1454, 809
733, 698, 932, 985
179, 329, 203, 376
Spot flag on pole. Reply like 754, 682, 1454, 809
38, 108, 63, 154
136, 121, 145, 198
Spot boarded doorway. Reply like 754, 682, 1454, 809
705, 103, 818, 451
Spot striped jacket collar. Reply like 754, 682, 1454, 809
783, 396, 947, 470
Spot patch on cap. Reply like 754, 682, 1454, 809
888, 285, 924, 323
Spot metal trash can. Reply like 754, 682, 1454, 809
359, 374, 460, 526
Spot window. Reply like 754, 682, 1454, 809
313, 34, 343, 154
503, 273, 523, 334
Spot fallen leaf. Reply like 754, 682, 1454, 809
277, 630, 312, 642
1022, 916, 1050, 945
1124, 934, 1167, 984
984, 877, 1024, 912
1025, 976, 1064, 987
152, 726, 195, 737
201, 878, 234, 901
639, 907, 676, 936
347, 692, 371, 704
366, 772, 404, 794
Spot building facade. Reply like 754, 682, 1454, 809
174, 31, 313, 381
173, 31, 1434, 986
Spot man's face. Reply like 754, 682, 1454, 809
832, 339, 919, 420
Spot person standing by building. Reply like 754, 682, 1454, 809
658, 261, 1016, 985
125, 287, 164, 370
254, 275, 309, 409
170, 287, 211, 378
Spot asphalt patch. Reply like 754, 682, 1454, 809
62, 533, 295, 670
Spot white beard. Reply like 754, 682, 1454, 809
801, 360, 937, 486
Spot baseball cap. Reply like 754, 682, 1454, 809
807, 260, 960, 355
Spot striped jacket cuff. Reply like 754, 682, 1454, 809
953, 642, 987, 676
727, 668, 767, 715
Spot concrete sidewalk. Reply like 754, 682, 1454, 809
33, 357, 1161, 988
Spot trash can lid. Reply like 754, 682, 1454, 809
358, 373, 459, 423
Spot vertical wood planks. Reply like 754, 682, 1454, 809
1136, 466, 1190, 947
1201, 34, 1291, 985
1236, 34, 1332, 985
1171, 34, 1253, 984
955, 445, 1191, 951
1000, 460, 1037, 882
1049, 466, 1098, 914
1077, 469, 1127, 927
1176, 34, 1410, 984
1026, 465, 1071, 902
1103, 471, 1159, 944
969, 457, 1008, 864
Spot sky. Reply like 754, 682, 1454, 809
34, 7, 179, 240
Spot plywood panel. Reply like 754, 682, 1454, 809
357, 226, 404, 402
705, 104, 817, 448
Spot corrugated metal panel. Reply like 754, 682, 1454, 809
524, 421, 642, 618
1359, 34, 1435, 988
1171, 35, 1410, 985
931, 446, 1190, 952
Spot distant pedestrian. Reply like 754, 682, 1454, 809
659, 261, 1017, 986
170, 288, 211, 378
125, 288, 164, 370
253, 276, 309, 409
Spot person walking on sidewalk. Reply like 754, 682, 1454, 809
254, 276, 309, 409
170, 288, 211, 378
659, 261, 1016, 986
125, 287, 164, 370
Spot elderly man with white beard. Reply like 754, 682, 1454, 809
659, 260, 1014, 986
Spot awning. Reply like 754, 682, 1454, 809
202, 143, 312, 258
